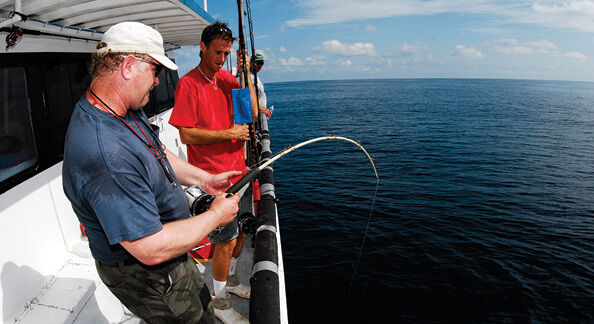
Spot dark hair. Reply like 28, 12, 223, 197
201, 21, 235, 47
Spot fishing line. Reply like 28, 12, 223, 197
342, 177, 380, 316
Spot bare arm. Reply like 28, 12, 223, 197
246, 67, 259, 121
259, 105, 272, 118
120, 192, 239, 265
178, 125, 249, 145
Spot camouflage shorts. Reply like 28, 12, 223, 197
96, 253, 214, 324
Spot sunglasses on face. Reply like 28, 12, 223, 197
134, 56, 164, 77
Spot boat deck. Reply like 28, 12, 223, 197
199, 234, 254, 323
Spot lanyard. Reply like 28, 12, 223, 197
89, 89, 177, 187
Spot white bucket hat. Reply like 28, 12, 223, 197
97, 21, 178, 70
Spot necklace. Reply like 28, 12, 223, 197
88, 89, 177, 187
197, 66, 217, 90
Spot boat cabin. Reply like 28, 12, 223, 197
0, 1, 211, 322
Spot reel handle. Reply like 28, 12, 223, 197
225, 168, 260, 197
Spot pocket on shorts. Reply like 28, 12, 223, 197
131, 264, 171, 296
96, 263, 127, 289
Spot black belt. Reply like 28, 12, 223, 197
100, 253, 188, 269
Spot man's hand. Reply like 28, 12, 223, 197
228, 124, 249, 141
208, 193, 240, 227
205, 170, 244, 194
260, 107, 272, 118
236, 49, 250, 71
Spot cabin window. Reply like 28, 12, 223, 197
144, 66, 179, 118
0, 66, 38, 183
43, 60, 91, 158
168, 68, 179, 99
153, 69, 177, 114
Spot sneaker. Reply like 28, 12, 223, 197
226, 273, 241, 286
226, 283, 251, 299
226, 273, 251, 299
213, 295, 248, 324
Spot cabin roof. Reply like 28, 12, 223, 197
0, 0, 215, 51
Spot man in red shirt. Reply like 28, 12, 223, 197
169, 21, 257, 324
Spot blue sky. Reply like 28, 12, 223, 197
173, 0, 594, 83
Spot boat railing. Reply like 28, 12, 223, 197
249, 113, 288, 323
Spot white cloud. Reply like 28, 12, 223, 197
280, 46, 287, 53
533, 1, 594, 15
526, 1, 594, 31
340, 59, 353, 67
356, 65, 382, 73
285, 0, 594, 33
527, 39, 557, 51
489, 38, 586, 62
305, 55, 327, 65
319, 40, 377, 56
278, 57, 304, 66
559, 51, 587, 61
452, 45, 485, 59
492, 38, 557, 55
395, 43, 430, 62
365, 25, 377, 31
400, 43, 428, 56
286, 0, 488, 26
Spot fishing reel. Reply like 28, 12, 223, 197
238, 211, 256, 235
184, 185, 256, 235
184, 185, 215, 215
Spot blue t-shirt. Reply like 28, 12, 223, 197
63, 97, 189, 263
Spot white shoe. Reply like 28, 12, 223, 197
226, 283, 251, 299
214, 307, 248, 324
213, 296, 248, 324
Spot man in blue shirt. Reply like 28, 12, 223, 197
62, 22, 241, 323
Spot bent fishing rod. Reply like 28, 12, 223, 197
225, 135, 379, 196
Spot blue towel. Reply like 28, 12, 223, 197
232, 88, 252, 124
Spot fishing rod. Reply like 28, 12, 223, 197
244, 0, 262, 133
185, 135, 378, 233
236, 0, 258, 166
225, 135, 380, 195
236, 0, 249, 87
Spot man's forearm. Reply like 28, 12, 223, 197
120, 210, 221, 265
246, 72, 259, 121
179, 127, 231, 145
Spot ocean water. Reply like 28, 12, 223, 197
264, 79, 594, 323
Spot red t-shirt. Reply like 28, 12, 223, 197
169, 68, 245, 182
